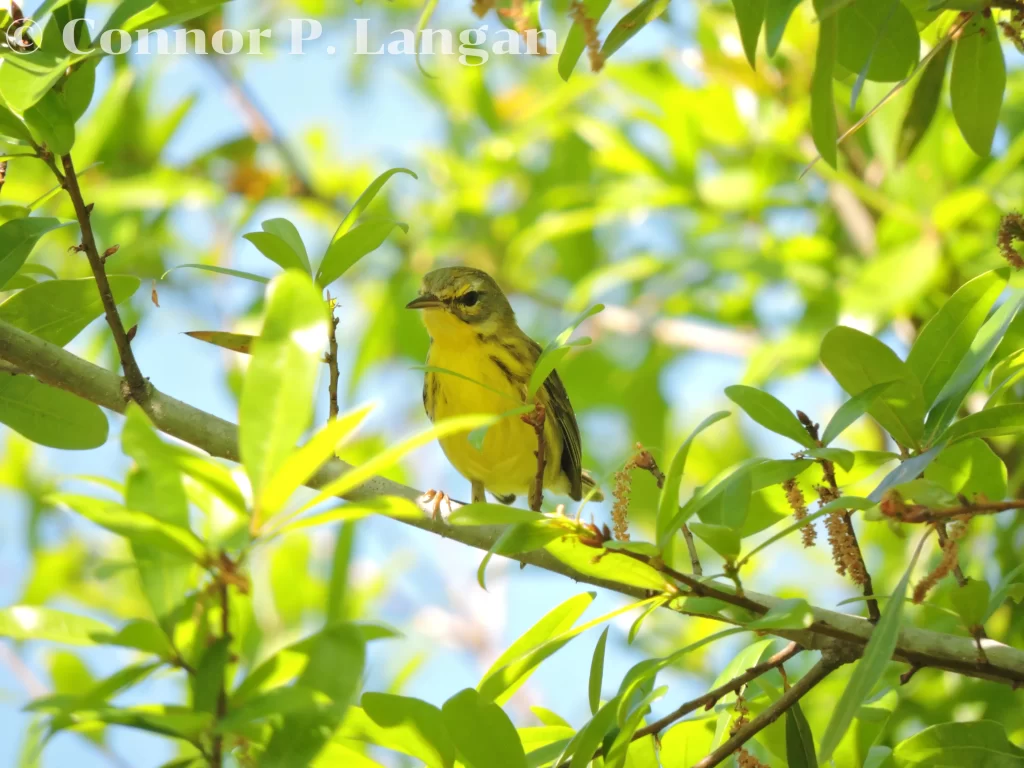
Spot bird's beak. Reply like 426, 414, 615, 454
406, 294, 443, 310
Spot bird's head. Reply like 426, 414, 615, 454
406, 267, 515, 336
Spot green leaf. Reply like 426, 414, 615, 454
333, 168, 417, 240
805, 447, 855, 472
893, 720, 1024, 765
0, 217, 71, 291
0, 377, 107, 449
868, 442, 945, 502
315, 220, 408, 287
361, 693, 456, 768
950, 15, 1005, 156
62, 58, 98, 122
821, 382, 895, 445
764, 0, 802, 57
558, 0, 612, 80
656, 410, 730, 547
603, 686, 667, 768
191, 636, 230, 714
687, 522, 741, 560
294, 413, 500, 517
0, 275, 139, 346
786, 701, 817, 768
261, 624, 366, 767
0, 104, 33, 142
817, 532, 929, 765
162, 264, 270, 284
479, 593, 596, 704
820, 327, 926, 450
441, 688, 527, 768
745, 598, 813, 629
24, 89, 75, 155
478, 598, 656, 705
48, 494, 206, 560
240, 271, 330, 500
725, 385, 816, 448
561, 696, 620, 768
327, 523, 356, 625
731, 0, 764, 68
528, 304, 603, 397
183, 330, 255, 356
837, 0, 918, 82
948, 577, 990, 630
243, 231, 307, 274
0, 47, 70, 112
90, 619, 175, 658
261, 218, 311, 272
600, 0, 670, 60
810, 4, 838, 168
257, 403, 373, 520
984, 564, 1024, 623
449, 503, 544, 525
272, 496, 420, 537
477, 520, 566, 590
0, 606, 112, 644
588, 627, 609, 715
897, 41, 950, 161
923, 438, 1006, 500
944, 404, 1024, 445
907, 269, 1008, 407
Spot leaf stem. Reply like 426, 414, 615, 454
327, 307, 340, 421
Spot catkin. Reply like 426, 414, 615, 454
998, 212, 1024, 269
912, 523, 966, 604
783, 478, 816, 548
569, 0, 604, 71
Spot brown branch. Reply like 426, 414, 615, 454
680, 524, 703, 576
521, 402, 547, 511
55, 153, 149, 405
0, 160, 7, 197
882, 498, 1024, 524
694, 655, 842, 768
798, 410, 880, 622
327, 308, 340, 421
2, 321, 1024, 686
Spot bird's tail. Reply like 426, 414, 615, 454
581, 470, 604, 502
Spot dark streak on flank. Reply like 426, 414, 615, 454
490, 355, 520, 386
501, 341, 528, 367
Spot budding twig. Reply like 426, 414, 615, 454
326, 301, 340, 421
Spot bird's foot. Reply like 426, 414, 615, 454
421, 489, 453, 522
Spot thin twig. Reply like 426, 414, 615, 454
693, 656, 841, 768
0, 160, 7, 197
57, 153, 149, 405
882, 498, 1024, 523
521, 402, 547, 511
327, 309, 340, 421
556, 642, 802, 767
934, 524, 989, 645
211, 579, 230, 768
680, 524, 703, 576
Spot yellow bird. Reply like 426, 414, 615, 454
407, 267, 601, 513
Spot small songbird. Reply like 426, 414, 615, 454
407, 267, 601, 513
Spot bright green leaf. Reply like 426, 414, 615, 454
950, 15, 1005, 156
441, 688, 527, 768
316, 220, 408, 287
725, 385, 816, 448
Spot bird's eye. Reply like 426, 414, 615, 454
461, 291, 479, 307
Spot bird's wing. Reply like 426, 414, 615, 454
526, 339, 583, 501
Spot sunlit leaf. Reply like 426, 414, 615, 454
316, 220, 409, 287
184, 331, 256, 356
950, 15, 1005, 156
0, 276, 138, 346
0, 606, 112, 645
442, 688, 526, 768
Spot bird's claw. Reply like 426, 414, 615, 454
421, 489, 453, 522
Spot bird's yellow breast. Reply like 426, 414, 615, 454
422, 309, 564, 497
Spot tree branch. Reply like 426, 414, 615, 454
327, 309, 340, 421
1, 319, 1023, 686
56, 153, 150, 405
693, 655, 841, 768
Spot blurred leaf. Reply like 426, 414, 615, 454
316, 220, 409, 287
528, 304, 603, 397
561, 696, 620, 768
327, 522, 356, 625
810, 3, 838, 168
820, 327, 925, 450
477, 520, 566, 590
184, 331, 256, 356
240, 271, 330, 500
837, 0, 918, 82
0, 378, 107, 449
48, 494, 205, 560
893, 720, 1024, 764
923, 438, 1006, 500
274, 496, 421, 536
687, 522, 740, 560
601, 0, 670, 60
731, 0, 764, 68
765, 0, 802, 57
91, 619, 175, 658
243, 231, 307, 274
0, 104, 33, 142
0, 276, 139, 346
361, 693, 456, 768
818, 532, 929, 764
0, 218, 73, 291
0, 606, 111, 644
984, 564, 1024, 623
588, 627, 609, 715
449, 503, 544, 525
821, 382, 895, 445
897, 42, 950, 161
907, 269, 1007, 407
442, 689, 526, 768
656, 410, 730, 547
805, 447, 855, 472
190, 636, 230, 714
603, 685, 667, 768
786, 701, 817, 768
162, 264, 270, 284
950, 15, 1005, 156
258, 403, 373, 521
948, 577, 990, 630
480, 592, 595, 704
745, 598, 813, 629
726, 385, 815, 448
